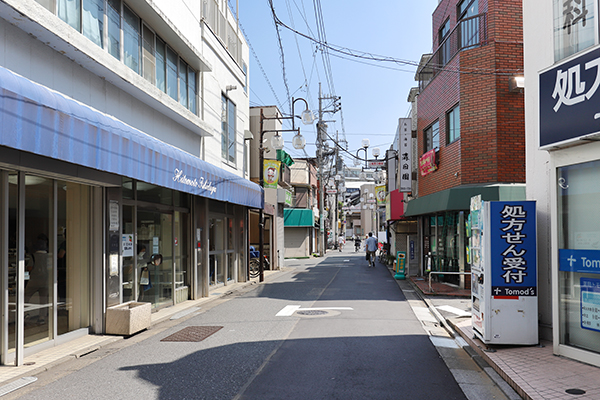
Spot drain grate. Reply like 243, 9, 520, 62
296, 310, 328, 316
161, 326, 223, 342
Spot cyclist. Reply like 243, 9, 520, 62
365, 232, 378, 268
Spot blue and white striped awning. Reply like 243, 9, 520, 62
0, 66, 262, 209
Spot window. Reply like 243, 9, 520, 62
45, 0, 198, 114
179, 59, 188, 107
123, 5, 140, 73
58, 0, 81, 31
553, 0, 596, 61
424, 121, 440, 152
142, 25, 156, 84
439, 19, 451, 66
188, 69, 197, 114
458, 0, 479, 49
82, 0, 104, 47
166, 46, 178, 101
447, 105, 460, 143
221, 95, 236, 164
156, 37, 166, 92
107, 0, 121, 60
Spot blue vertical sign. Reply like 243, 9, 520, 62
490, 201, 537, 298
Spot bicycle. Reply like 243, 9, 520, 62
249, 254, 269, 278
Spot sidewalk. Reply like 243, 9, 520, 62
406, 273, 600, 400
0, 270, 282, 391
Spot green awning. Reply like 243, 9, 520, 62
284, 209, 314, 227
277, 149, 295, 167
404, 184, 526, 217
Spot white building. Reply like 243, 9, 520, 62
0, 0, 259, 365
525, 0, 600, 367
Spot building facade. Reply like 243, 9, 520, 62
405, 0, 526, 285
0, 0, 260, 365
524, 0, 600, 366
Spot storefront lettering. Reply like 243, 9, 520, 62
173, 169, 217, 195
552, 57, 600, 111
499, 205, 528, 284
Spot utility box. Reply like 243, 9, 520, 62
470, 198, 538, 345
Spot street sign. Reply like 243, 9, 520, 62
326, 189, 338, 194
368, 161, 385, 168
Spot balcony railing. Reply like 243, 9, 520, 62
418, 13, 487, 90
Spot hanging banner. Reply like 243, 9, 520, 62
419, 149, 437, 176
375, 185, 386, 205
263, 160, 280, 188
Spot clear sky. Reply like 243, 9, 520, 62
238, 0, 439, 165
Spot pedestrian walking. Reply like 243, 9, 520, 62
365, 232, 378, 267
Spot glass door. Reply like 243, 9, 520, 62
137, 209, 173, 309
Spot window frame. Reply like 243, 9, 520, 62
221, 94, 237, 166
446, 104, 461, 144
424, 120, 440, 153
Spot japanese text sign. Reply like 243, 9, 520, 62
490, 201, 537, 298
398, 118, 412, 192
419, 149, 437, 176
539, 47, 600, 147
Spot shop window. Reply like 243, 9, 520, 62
424, 121, 439, 153
557, 160, 600, 354
447, 104, 460, 144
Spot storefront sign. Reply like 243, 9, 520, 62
173, 169, 217, 195
375, 185, 386, 205
539, 47, 600, 147
559, 249, 600, 273
109, 200, 119, 231
263, 160, 280, 188
285, 190, 293, 206
368, 161, 385, 168
419, 149, 437, 176
581, 277, 600, 332
398, 118, 412, 192
490, 201, 537, 298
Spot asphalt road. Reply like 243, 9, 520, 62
8, 249, 506, 400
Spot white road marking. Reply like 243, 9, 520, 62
437, 305, 471, 318
276, 305, 301, 316
276, 305, 354, 317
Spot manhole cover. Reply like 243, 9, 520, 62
297, 310, 328, 316
161, 326, 223, 342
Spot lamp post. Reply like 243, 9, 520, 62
356, 139, 370, 170
258, 100, 312, 281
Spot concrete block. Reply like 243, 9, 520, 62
105, 301, 151, 336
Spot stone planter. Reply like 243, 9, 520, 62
105, 301, 151, 335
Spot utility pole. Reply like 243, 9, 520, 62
317, 83, 325, 256
316, 83, 342, 256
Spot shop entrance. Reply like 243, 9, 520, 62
2, 171, 94, 365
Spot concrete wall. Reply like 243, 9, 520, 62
522, 0, 555, 342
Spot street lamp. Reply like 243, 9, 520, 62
356, 139, 370, 170
258, 99, 313, 281
290, 97, 314, 150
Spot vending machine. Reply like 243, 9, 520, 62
470, 197, 538, 345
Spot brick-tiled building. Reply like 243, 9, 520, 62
404, 0, 526, 284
